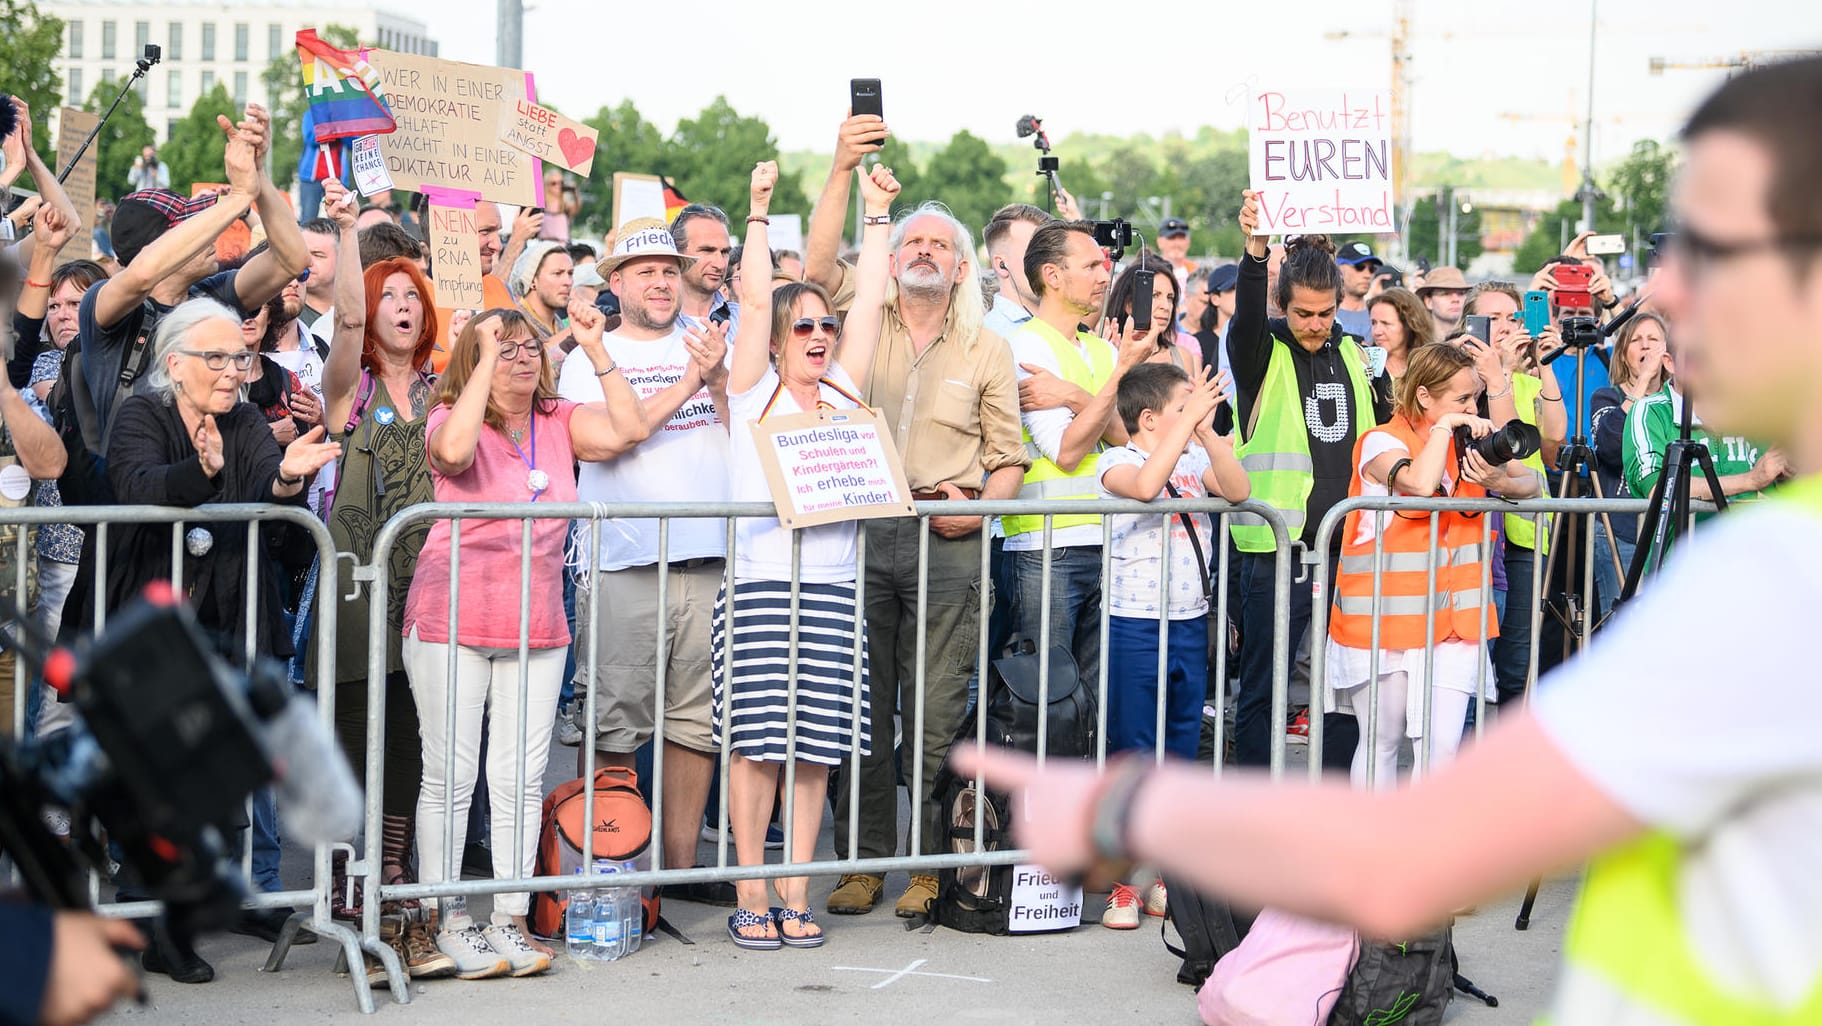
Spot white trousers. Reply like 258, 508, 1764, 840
1345, 670, 1471, 791
404, 628, 564, 920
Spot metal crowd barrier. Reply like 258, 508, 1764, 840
0, 505, 376, 1009
1304, 495, 1686, 788
349, 497, 1292, 1004
8, 493, 1715, 1014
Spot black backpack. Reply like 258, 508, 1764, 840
923, 645, 1094, 934
922, 771, 1017, 934
1327, 927, 1496, 1026
976, 641, 1097, 758
1160, 877, 1253, 987
49, 304, 159, 506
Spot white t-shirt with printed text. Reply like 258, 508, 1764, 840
557, 325, 730, 570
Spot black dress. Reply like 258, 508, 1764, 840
66, 395, 304, 657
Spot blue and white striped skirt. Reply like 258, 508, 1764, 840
711, 579, 873, 765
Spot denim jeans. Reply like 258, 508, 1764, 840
251, 788, 282, 893
1233, 550, 1356, 771
1493, 546, 1536, 703
1008, 546, 1102, 695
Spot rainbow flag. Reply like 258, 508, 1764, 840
662, 178, 689, 224
296, 28, 394, 142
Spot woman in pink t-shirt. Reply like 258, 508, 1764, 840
402, 302, 647, 978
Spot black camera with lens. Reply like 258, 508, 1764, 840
1559, 314, 1602, 350
0, 586, 361, 950
1455, 419, 1543, 468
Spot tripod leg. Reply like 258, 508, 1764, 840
1515, 877, 1540, 931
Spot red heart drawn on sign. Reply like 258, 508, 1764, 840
557, 128, 593, 168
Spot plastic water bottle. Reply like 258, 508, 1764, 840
593, 860, 627, 961
566, 888, 596, 961
622, 861, 644, 954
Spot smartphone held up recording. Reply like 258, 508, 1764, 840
850, 78, 883, 118
1131, 267, 1156, 335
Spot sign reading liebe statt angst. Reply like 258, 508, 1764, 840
1246, 89, 1395, 235
497, 99, 598, 177
753, 409, 915, 530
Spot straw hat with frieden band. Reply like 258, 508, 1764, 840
594, 217, 698, 277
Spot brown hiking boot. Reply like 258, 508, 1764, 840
895, 874, 939, 918
826, 873, 885, 915
400, 915, 456, 978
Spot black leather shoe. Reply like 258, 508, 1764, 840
142, 932, 215, 984
661, 868, 738, 908
231, 907, 315, 944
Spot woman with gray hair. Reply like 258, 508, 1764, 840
72, 297, 341, 659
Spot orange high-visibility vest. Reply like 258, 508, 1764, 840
1330, 414, 1500, 650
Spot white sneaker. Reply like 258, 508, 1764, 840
553, 701, 583, 747
482, 923, 552, 978
1102, 884, 1142, 930
436, 924, 510, 980
1142, 878, 1168, 918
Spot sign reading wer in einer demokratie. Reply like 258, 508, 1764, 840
1246, 88, 1394, 235
752, 408, 915, 529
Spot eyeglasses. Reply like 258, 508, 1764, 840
1666, 225, 1822, 277
181, 349, 256, 371
790, 316, 841, 339
498, 338, 545, 360
295, 268, 311, 284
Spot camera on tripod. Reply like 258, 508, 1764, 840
1558, 314, 1602, 350
1455, 419, 1542, 467
1093, 218, 1134, 250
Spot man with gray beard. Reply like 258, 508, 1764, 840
805, 115, 1029, 918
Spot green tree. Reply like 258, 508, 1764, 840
1605, 138, 1675, 238
1406, 192, 1484, 270
872, 135, 924, 216
1174, 149, 1250, 259
158, 84, 238, 193
82, 79, 154, 202
917, 129, 1008, 238
577, 98, 669, 232
0, 0, 64, 162
260, 23, 360, 190
1512, 196, 1627, 275
666, 96, 808, 223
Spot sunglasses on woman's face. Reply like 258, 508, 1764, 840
790, 316, 840, 339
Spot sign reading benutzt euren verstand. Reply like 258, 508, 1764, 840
1247, 88, 1394, 234
752, 407, 915, 529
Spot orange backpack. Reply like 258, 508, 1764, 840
528, 766, 659, 940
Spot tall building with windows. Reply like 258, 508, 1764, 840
43, 0, 436, 142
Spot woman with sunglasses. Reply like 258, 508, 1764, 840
401, 303, 648, 979
715, 160, 897, 951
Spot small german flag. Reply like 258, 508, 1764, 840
662, 177, 689, 224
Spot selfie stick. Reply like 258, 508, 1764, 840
58, 45, 161, 184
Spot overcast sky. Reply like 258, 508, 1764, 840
424, 0, 1818, 165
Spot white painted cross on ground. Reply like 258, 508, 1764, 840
831, 959, 993, 990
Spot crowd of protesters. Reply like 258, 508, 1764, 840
0, 85, 1782, 994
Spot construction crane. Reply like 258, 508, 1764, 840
1649, 50, 1820, 75
1325, 0, 1418, 243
